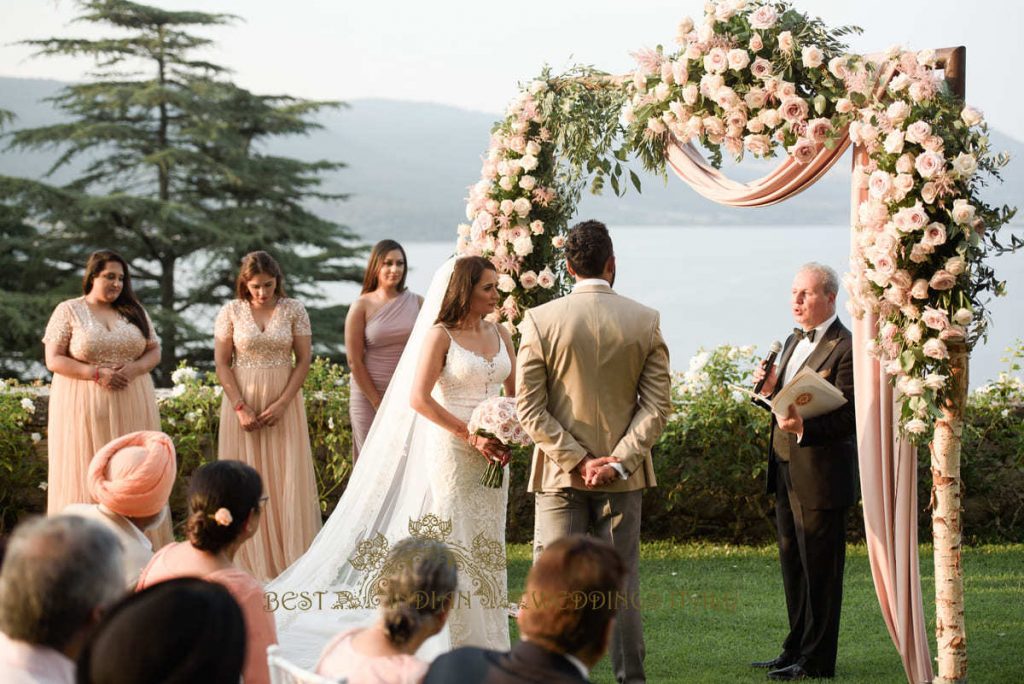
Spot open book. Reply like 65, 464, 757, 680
732, 367, 847, 420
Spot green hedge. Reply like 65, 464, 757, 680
3, 344, 1022, 543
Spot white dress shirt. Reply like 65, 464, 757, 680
563, 652, 590, 679
782, 312, 838, 386
572, 278, 610, 290
571, 278, 627, 481
0, 632, 75, 684
521, 637, 590, 680
781, 312, 837, 443
62, 503, 154, 589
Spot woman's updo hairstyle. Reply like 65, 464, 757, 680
378, 538, 457, 646
185, 460, 263, 554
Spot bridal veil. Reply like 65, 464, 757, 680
267, 256, 457, 667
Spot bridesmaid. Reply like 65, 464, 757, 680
42, 251, 165, 523
214, 251, 321, 581
344, 240, 421, 461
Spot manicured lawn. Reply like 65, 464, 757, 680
505, 543, 1024, 683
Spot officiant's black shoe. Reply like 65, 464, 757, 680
751, 654, 796, 669
767, 662, 833, 680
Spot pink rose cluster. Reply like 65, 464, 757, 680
468, 396, 533, 448
843, 46, 998, 438
457, 80, 561, 334
625, 0, 871, 167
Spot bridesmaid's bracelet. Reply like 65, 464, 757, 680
233, 399, 246, 412
92, 366, 99, 382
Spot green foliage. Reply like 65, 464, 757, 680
0, 385, 47, 533
156, 364, 222, 521
644, 346, 775, 541
459, 70, 644, 337
919, 341, 1024, 543
507, 542, 1024, 683
3, 344, 1022, 544
0, 114, 83, 378
302, 357, 353, 513
0, 0, 364, 381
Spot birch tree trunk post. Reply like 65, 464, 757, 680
930, 47, 968, 684
931, 340, 968, 683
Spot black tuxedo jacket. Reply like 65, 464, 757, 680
764, 318, 858, 510
423, 641, 589, 684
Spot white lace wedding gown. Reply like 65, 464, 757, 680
429, 326, 511, 650
267, 257, 511, 667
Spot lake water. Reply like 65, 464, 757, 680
322, 225, 1024, 388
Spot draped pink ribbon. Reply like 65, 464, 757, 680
665, 134, 851, 207
663, 123, 933, 682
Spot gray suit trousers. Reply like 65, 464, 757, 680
533, 488, 645, 684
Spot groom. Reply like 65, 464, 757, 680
516, 220, 672, 684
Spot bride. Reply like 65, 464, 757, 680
410, 256, 515, 649
267, 255, 515, 666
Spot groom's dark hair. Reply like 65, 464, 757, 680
565, 220, 613, 278
517, 535, 626, 657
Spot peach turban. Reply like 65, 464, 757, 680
88, 431, 176, 518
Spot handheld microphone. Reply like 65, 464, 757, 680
753, 340, 783, 394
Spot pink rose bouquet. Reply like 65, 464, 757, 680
468, 396, 533, 488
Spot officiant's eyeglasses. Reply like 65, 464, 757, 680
257, 495, 270, 511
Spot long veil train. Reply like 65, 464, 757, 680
267, 256, 458, 667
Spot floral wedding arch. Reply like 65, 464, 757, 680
452, 2, 1016, 682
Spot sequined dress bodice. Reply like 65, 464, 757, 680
42, 297, 156, 365
214, 298, 312, 369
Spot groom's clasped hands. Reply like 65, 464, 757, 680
576, 454, 622, 487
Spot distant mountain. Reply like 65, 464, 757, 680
2, 76, 1021, 242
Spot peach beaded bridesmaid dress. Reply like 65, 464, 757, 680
42, 298, 166, 521
214, 298, 322, 581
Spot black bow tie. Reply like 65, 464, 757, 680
793, 327, 817, 343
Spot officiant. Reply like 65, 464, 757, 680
750, 262, 858, 681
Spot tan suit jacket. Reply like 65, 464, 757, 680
516, 283, 672, 493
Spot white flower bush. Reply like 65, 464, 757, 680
171, 366, 199, 386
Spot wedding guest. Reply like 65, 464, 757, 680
750, 262, 857, 681
136, 460, 277, 684
423, 535, 626, 684
42, 251, 167, 543
345, 239, 421, 461
315, 537, 456, 683
77, 577, 246, 684
214, 250, 321, 581
0, 516, 125, 684
63, 430, 177, 588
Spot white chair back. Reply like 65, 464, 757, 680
266, 645, 343, 684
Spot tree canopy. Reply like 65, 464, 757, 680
1, 0, 363, 380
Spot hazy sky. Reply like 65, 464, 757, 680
2, 0, 1023, 142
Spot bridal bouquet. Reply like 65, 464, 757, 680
468, 397, 532, 488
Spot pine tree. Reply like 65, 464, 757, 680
3, 1, 362, 380
0, 111, 84, 377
